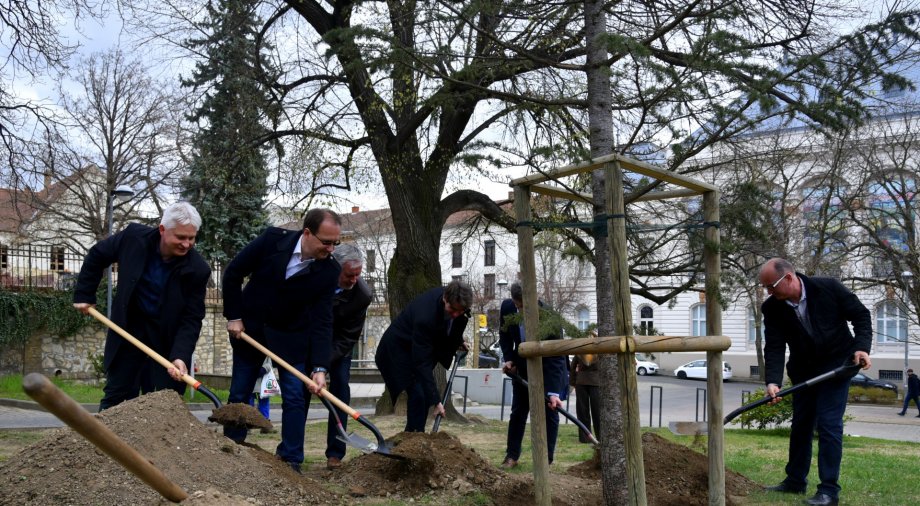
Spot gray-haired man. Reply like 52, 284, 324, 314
325, 243, 373, 470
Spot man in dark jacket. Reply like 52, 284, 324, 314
571, 354, 601, 444
760, 258, 872, 506
223, 208, 341, 473
73, 202, 210, 411
324, 244, 372, 470
375, 280, 472, 432
898, 368, 920, 417
499, 282, 568, 469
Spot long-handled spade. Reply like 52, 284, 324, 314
668, 361, 864, 436
432, 350, 467, 433
507, 371, 599, 446
86, 307, 269, 431
236, 331, 402, 459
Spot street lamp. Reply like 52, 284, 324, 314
903, 270, 913, 390
106, 185, 135, 317
497, 278, 508, 299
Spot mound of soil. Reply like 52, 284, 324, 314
567, 432, 759, 505
0, 390, 336, 505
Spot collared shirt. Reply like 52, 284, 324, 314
285, 236, 313, 279
785, 277, 814, 335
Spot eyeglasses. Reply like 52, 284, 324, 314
317, 238, 341, 247
763, 272, 788, 290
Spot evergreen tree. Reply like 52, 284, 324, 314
181, 0, 278, 262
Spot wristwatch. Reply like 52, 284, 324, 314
311, 367, 328, 375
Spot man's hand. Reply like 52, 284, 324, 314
309, 371, 326, 393
433, 402, 446, 418
73, 303, 93, 315
169, 359, 187, 381
766, 383, 782, 405
854, 351, 872, 370
458, 341, 469, 352
226, 319, 244, 339
502, 361, 517, 375
546, 395, 563, 411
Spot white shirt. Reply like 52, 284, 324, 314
285, 236, 314, 279
785, 277, 813, 335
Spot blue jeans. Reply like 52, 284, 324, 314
784, 375, 850, 498
225, 350, 310, 464
505, 380, 559, 462
405, 381, 429, 432
249, 394, 271, 419
325, 355, 352, 459
900, 393, 920, 415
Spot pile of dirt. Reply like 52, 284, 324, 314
567, 432, 759, 505
0, 390, 337, 505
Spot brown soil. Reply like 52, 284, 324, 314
207, 403, 273, 431
0, 390, 758, 505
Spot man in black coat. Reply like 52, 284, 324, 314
760, 257, 872, 506
499, 282, 568, 469
898, 368, 920, 416
73, 202, 211, 411
375, 280, 472, 432
223, 208, 341, 472
324, 244, 373, 470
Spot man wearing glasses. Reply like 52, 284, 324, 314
375, 280, 472, 432
759, 257, 872, 506
222, 208, 342, 474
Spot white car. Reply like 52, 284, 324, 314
635, 357, 659, 376
674, 360, 733, 380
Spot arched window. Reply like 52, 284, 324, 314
876, 301, 908, 344
691, 304, 707, 336
638, 305, 654, 334
576, 306, 590, 331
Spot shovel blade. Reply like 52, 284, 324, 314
336, 432, 376, 454
668, 421, 709, 436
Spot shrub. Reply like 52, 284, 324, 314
730, 386, 794, 430
848, 386, 897, 403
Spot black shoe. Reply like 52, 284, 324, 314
898, 412, 906, 416
804, 492, 838, 505
287, 461, 303, 475
916, 414, 920, 418
764, 482, 806, 494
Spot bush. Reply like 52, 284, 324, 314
848, 386, 898, 403
730, 386, 794, 430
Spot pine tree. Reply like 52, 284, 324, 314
181, 0, 278, 262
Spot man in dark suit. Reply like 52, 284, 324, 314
760, 257, 872, 506
223, 208, 342, 473
324, 244, 372, 470
73, 202, 211, 411
499, 282, 568, 469
375, 280, 472, 432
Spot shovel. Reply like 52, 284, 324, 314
668, 362, 864, 435
237, 331, 401, 459
86, 307, 270, 431
507, 371, 599, 446
432, 350, 468, 433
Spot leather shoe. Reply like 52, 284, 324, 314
898, 412, 906, 416
804, 492, 838, 505
327, 457, 343, 470
764, 482, 805, 494
287, 461, 303, 475
500, 457, 518, 469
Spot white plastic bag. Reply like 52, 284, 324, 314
253, 357, 281, 398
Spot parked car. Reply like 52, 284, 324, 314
674, 360, 733, 381
850, 373, 898, 394
635, 356, 659, 376
478, 352, 500, 368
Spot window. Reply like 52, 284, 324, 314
451, 243, 462, 268
801, 183, 848, 276
367, 279, 377, 301
576, 306, 590, 330
451, 274, 464, 283
484, 273, 495, 299
638, 306, 654, 334
876, 301, 908, 344
484, 240, 495, 267
366, 249, 376, 272
50, 246, 65, 272
748, 308, 757, 342
487, 309, 500, 330
691, 304, 707, 336
0, 244, 7, 269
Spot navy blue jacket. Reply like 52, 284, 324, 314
498, 298, 568, 398
763, 273, 872, 385
331, 278, 373, 362
222, 227, 339, 368
375, 287, 469, 406
73, 223, 210, 369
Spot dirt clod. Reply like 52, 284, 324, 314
207, 403, 273, 431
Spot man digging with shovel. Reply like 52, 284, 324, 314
759, 257, 872, 506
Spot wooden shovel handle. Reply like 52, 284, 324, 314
238, 331, 362, 420
23, 373, 188, 502
87, 307, 201, 390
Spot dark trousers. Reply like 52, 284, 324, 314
784, 376, 850, 498
100, 318, 185, 411
899, 392, 920, 415
506, 380, 559, 462
325, 355, 352, 459
405, 381, 429, 432
225, 348, 310, 464
574, 384, 601, 443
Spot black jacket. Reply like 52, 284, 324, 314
375, 287, 469, 406
762, 273, 872, 385
498, 298, 568, 398
908, 373, 920, 397
222, 227, 340, 367
73, 223, 211, 369
331, 278, 373, 362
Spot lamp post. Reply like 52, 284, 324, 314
106, 185, 135, 317
903, 270, 913, 390
497, 278, 508, 299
